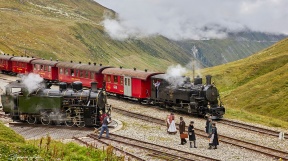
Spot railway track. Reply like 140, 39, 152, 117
73, 136, 144, 161
218, 119, 280, 137
86, 133, 220, 161
109, 97, 284, 139
113, 107, 288, 160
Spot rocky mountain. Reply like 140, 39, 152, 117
175, 31, 286, 67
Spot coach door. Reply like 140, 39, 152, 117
124, 76, 132, 97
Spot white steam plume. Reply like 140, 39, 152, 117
20, 73, 45, 94
164, 64, 188, 88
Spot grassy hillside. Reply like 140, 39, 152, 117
0, 0, 285, 72
0, 122, 122, 160
0, 0, 195, 72
197, 38, 288, 128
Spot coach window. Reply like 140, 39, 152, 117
48, 66, 51, 72
107, 75, 111, 82
44, 66, 48, 71
33, 64, 37, 70
120, 76, 123, 85
90, 72, 94, 79
71, 69, 74, 76
65, 68, 69, 75
128, 79, 130, 86
114, 76, 118, 83
40, 65, 43, 70
80, 70, 84, 77
59, 68, 63, 74
85, 71, 89, 78
75, 70, 78, 77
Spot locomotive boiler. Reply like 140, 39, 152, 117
1, 80, 110, 127
150, 74, 225, 119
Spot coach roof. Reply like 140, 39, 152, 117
31, 59, 59, 66
102, 68, 163, 80
56, 62, 111, 73
0, 54, 14, 60
11, 57, 37, 63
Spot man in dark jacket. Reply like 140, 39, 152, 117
209, 122, 219, 149
98, 113, 111, 139
179, 117, 187, 145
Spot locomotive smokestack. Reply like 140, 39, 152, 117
91, 82, 98, 92
206, 75, 212, 85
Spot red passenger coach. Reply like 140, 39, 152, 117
31, 59, 59, 82
102, 68, 163, 99
10, 57, 37, 74
56, 62, 111, 88
0, 54, 13, 73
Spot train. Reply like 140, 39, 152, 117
1, 80, 110, 127
0, 54, 225, 120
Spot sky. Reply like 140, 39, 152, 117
95, 0, 288, 40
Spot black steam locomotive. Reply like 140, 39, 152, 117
150, 75, 225, 119
1, 80, 111, 127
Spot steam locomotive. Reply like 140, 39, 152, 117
150, 74, 225, 119
1, 80, 110, 127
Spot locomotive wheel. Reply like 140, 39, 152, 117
76, 121, 85, 127
40, 114, 50, 125
75, 116, 85, 127
65, 117, 75, 127
27, 115, 37, 124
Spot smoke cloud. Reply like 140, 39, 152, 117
20, 73, 45, 94
96, 0, 288, 40
164, 64, 188, 88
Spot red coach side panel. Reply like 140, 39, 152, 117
0, 54, 13, 72
105, 74, 124, 95
11, 57, 37, 74
31, 59, 59, 81
102, 68, 163, 99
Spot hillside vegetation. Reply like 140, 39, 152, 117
0, 122, 122, 160
0, 0, 285, 72
0, 0, 194, 72
198, 38, 288, 128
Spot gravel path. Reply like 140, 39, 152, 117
108, 98, 288, 161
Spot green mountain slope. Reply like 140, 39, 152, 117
0, 0, 286, 72
198, 38, 288, 126
0, 0, 195, 72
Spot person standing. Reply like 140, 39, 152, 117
205, 115, 212, 137
179, 117, 187, 145
188, 121, 197, 148
167, 113, 177, 134
208, 122, 219, 149
166, 114, 170, 131
98, 113, 111, 139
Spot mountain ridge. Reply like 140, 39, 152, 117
0, 0, 286, 72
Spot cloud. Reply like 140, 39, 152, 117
95, 0, 288, 40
